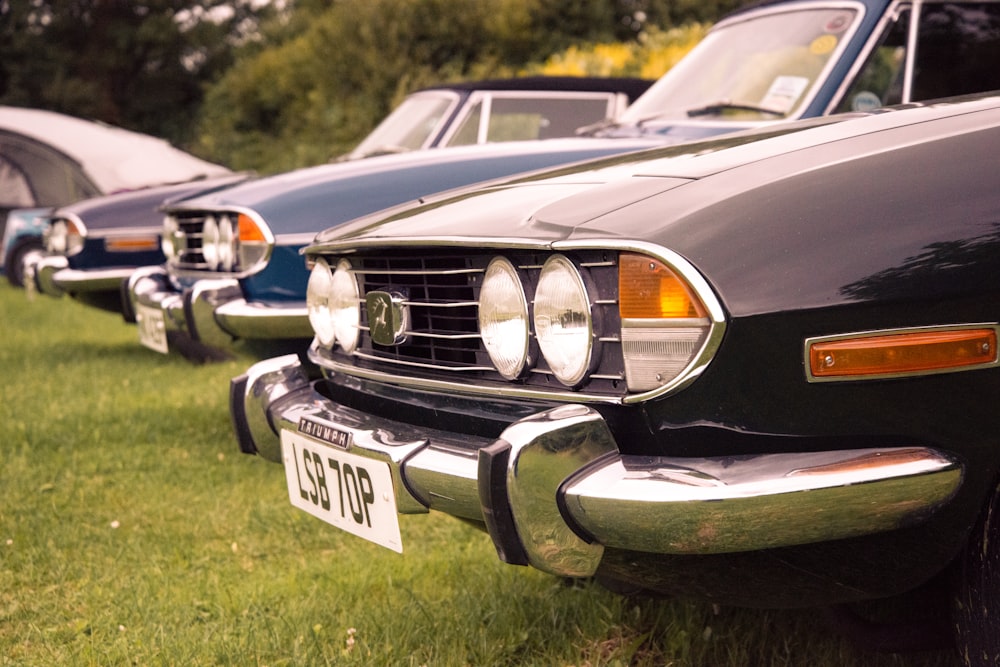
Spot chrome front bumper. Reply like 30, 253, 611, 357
34, 254, 135, 298
126, 266, 312, 352
232, 354, 963, 579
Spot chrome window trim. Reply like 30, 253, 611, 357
307, 238, 727, 405
823, 0, 904, 114
804, 322, 1000, 382
436, 90, 626, 148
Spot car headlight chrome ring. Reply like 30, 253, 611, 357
330, 258, 360, 353
479, 257, 529, 379
533, 254, 594, 387
201, 215, 220, 268
307, 258, 337, 348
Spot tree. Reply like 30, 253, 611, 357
0, 0, 273, 148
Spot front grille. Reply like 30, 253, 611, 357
325, 247, 628, 397
170, 210, 212, 270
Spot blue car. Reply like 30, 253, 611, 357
30, 174, 249, 313
127, 0, 1000, 361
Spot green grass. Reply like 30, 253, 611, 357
0, 282, 963, 666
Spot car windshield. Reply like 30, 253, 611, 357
348, 91, 458, 158
620, 6, 859, 125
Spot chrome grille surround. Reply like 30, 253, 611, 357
307, 238, 726, 405
162, 205, 274, 278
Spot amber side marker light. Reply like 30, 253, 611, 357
807, 326, 998, 381
105, 236, 159, 252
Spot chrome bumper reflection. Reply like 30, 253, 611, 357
35, 254, 136, 298
232, 355, 963, 578
126, 267, 311, 351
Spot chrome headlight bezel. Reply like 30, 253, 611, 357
161, 215, 180, 260
533, 254, 595, 387
44, 217, 85, 256
307, 257, 337, 348
330, 258, 361, 353
307, 257, 361, 353
479, 256, 530, 380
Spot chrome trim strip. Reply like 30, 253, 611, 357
52, 266, 137, 293
804, 323, 1000, 382
314, 345, 626, 404
213, 298, 312, 340
349, 349, 496, 373
400, 300, 479, 308
354, 267, 484, 277
33, 255, 69, 297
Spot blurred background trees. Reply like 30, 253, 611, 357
0, 0, 751, 174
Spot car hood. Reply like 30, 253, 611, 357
164, 138, 666, 236
311, 113, 864, 248
309, 97, 1000, 316
54, 174, 251, 232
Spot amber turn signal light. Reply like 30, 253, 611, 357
238, 213, 266, 243
808, 327, 997, 380
619, 252, 707, 319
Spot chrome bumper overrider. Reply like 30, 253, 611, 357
232, 354, 964, 579
35, 254, 135, 298
127, 266, 311, 350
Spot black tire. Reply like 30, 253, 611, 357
953, 481, 1000, 665
4, 239, 43, 288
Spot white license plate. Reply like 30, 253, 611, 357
281, 429, 403, 553
135, 303, 168, 354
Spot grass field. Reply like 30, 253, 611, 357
0, 281, 964, 666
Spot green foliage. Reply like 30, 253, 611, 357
196, 0, 624, 172
0, 0, 272, 146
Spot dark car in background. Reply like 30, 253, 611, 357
343, 76, 652, 159
127, 0, 1000, 362
29, 174, 249, 313
0, 106, 231, 285
231, 95, 1000, 662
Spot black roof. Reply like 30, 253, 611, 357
418, 76, 654, 103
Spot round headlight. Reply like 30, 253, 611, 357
161, 216, 179, 260
217, 214, 235, 270
479, 257, 529, 379
534, 255, 593, 386
46, 221, 68, 254
307, 258, 336, 348
330, 259, 360, 353
202, 215, 220, 268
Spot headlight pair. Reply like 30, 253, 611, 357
161, 211, 270, 273
44, 217, 85, 256
307, 258, 360, 353
480, 255, 593, 386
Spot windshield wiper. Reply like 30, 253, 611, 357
575, 117, 621, 136
685, 100, 786, 118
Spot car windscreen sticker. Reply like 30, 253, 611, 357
761, 76, 810, 113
